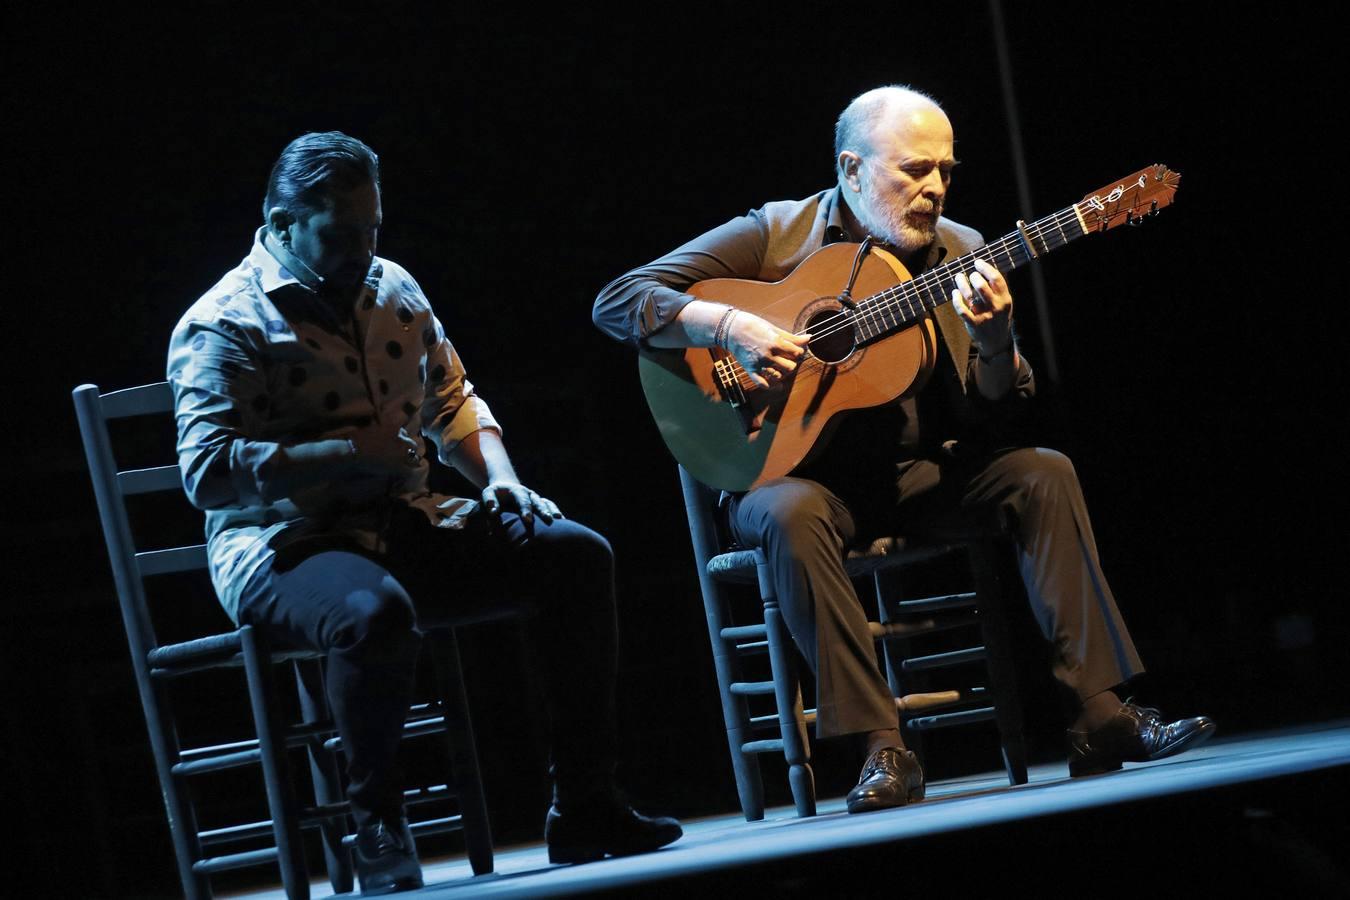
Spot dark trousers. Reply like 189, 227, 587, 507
236, 504, 618, 825
729, 447, 1144, 738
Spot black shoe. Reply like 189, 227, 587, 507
354, 816, 423, 895
846, 747, 926, 814
545, 794, 683, 864
1068, 702, 1216, 777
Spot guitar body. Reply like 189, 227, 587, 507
638, 242, 937, 492
634, 164, 1181, 493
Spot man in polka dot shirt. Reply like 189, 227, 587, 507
169, 132, 681, 893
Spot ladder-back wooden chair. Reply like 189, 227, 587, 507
679, 465, 1028, 820
73, 381, 493, 899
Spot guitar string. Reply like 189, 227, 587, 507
719, 176, 1173, 392
717, 205, 1086, 392
724, 204, 1079, 385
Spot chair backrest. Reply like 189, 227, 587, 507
72, 382, 209, 671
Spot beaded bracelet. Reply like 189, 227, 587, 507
714, 307, 740, 350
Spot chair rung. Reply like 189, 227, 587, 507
341, 815, 464, 848
299, 784, 454, 830
119, 465, 184, 496
172, 748, 262, 777
177, 720, 339, 767
720, 624, 767, 641
324, 714, 446, 752
891, 591, 978, 613
198, 819, 275, 846
729, 680, 775, 696
741, 739, 785, 754
137, 544, 209, 577
873, 613, 980, 641
411, 815, 464, 836
907, 706, 997, 730
900, 645, 986, 671
192, 847, 279, 875
749, 708, 818, 727
735, 640, 768, 653
897, 687, 987, 714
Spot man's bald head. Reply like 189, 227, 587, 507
834, 86, 956, 253
834, 86, 947, 177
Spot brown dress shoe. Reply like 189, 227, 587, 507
846, 747, 926, 813
1068, 702, 1217, 777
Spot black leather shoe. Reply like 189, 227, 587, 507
354, 816, 423, 895
1068, 702, 1216, 777
846, 747, 925, 814
545, 795, 683, 864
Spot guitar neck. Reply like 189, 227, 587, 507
853, 203, 1088, 343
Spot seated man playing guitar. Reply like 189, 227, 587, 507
592, 85, 1214, 812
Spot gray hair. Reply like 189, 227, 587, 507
833, 85, 942, 174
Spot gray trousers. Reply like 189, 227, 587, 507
728, 447, 1144, 738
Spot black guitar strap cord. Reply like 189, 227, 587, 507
836, 236, 874, 311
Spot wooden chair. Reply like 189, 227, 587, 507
678, 465, 1028, 821
73, 382, 493, 899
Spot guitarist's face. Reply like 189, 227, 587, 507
848, 104, 955, 255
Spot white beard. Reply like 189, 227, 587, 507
857, 181, 941, 255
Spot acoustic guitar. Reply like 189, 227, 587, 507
638, 164, 1181, 492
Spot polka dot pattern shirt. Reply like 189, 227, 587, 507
168, 229, 499, 621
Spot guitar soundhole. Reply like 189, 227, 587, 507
805, 308, 856, 365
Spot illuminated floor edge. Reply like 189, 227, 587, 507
225, 719, 1350, 898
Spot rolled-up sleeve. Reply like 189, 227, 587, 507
592, 213, 769, 347
419, 315, 500, 462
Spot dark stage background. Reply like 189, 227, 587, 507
4, 5, 1336, 896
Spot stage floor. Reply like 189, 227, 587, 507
225, 719, 1350, 898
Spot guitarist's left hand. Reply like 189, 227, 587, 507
951, 257, 1014, 358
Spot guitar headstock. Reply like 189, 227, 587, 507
1077, 164, 1180, 232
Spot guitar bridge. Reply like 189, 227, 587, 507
713, 354, 746, 408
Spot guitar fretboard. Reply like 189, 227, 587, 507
850, 203, 1087, 344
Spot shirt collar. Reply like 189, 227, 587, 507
250, 227, 306, 295
248, 226, 385, 299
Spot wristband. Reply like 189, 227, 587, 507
714, 307, 740, 350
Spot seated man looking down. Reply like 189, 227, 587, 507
169, 131, 681, 894
592, 85, 1214, 813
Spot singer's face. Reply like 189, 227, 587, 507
289, 180, 382, 291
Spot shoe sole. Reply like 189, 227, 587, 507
1069, 720, 1218, 778
547, 826, 684, 865
846, 783, 926, 814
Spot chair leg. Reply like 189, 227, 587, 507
874, 568, 932, 771
241, 626, 310, 900
969, 543, 1029, 786
715, 642, 767, 822
760, 563, 815, 818
294, 659, 353, 894
145, 678, 212, 899
428, 629, 494, 876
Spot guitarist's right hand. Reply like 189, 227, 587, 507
725, 311, 811, 389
